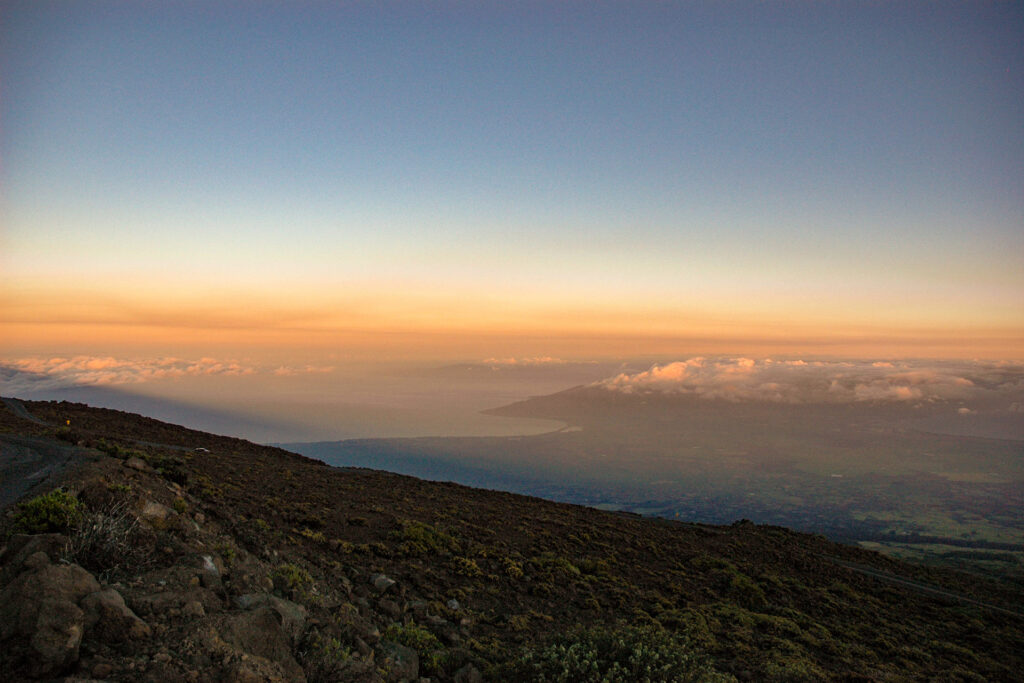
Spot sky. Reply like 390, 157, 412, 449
3, 1, 1024, 377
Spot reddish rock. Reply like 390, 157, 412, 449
81, 588, 151, 642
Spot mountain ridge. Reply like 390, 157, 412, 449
1, 397, 1022, 681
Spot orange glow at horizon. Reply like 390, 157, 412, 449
3, 277, 1023, 363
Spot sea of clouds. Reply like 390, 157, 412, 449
595, 357, 1024, 408
0, 356, 334, 393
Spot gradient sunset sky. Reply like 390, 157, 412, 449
3, 1, 1023, 362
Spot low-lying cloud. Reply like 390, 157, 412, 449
1, 356, 333, 393
595, 357, 1024, 407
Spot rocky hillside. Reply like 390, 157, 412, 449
1, 398, 1022, 682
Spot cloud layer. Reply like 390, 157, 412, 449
595, 357, 1024, 406
1, 356, 332, 393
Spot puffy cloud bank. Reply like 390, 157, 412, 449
1, 356, 333, 393
595, 357, 1024, 406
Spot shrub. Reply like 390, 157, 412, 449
95, 439, 140, 459
298, 630, 355, 682
453, 556, 483, 577
154, 457, 188, 485
65, 500, 155, 580
504, 624, 735, 682
385, 622, 447, 675
10, 489, 83, 535
300, 527, 327, 543
172, 497, 188, 514
55, 426, 82, 444
215, 543, 237, 567
530, 552, 581, 579
391, 520, 459, 556
504, 558, 525, 579
272, 563, 316, 602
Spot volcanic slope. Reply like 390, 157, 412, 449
1, 398, 1022, 681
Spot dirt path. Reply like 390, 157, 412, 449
0, 434, 93, 508
827, 557, 1024, 618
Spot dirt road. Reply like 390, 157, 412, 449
0, 434, 93, 508
1, 397, 50, 426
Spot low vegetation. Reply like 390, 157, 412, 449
0, 398, 1021, 682
9, 488, 82, 535
503, 624, 734, 682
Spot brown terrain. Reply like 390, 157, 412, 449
1, 397, 1022, 681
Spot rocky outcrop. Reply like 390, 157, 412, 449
0, 548, 102, 676
219, 606, 307, 681
81, 588, 152, 642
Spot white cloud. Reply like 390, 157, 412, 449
1, 355, 256, 392
0, 355, 346, 392
595, 357, 1024, 405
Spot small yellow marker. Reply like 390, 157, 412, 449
66, 420, 71, 426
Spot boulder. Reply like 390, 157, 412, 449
28, 598, 84, 676
371, 573, 397, 594
128, 585, 220, 618
220, 607, 306, 681
141, 500, 172, 521
182, 600, 206, 619
378, 640, 419, 682
0, 563, 100, 639
379, 598, 403, 621
221, 656, 295, 683
199, 553, 222, 590
454, 663, 483, 683
0, 533, 70, 585
233, 593, 307, 641
124, 457, 153, 472
81, 588, 151, 642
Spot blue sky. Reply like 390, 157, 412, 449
2, 1, 1023, 361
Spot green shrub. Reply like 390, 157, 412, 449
391, 520, 459, 555
95, 439, 138, 459
504, 557, 525, 579
530, 552, 581, 579
504, 624, 734, 682
385, 622, 447, 675
453, 556, 483, 577
10, 489, 83, 535
272, 563, 315, 602
298, 630, 356, 683
215, 543, 237, 567
300, 527, 327, 543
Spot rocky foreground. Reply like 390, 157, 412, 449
1, 398, 1022, 682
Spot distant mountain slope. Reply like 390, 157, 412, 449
1, 398, 1022, 681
